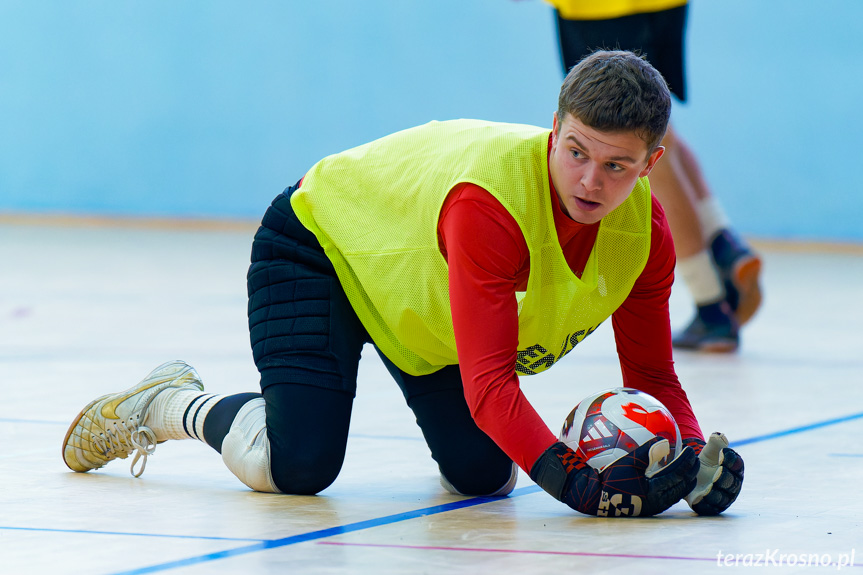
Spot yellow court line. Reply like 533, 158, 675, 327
1, 212, 862, 254
749, 237, 863, 255
0, 212, 260, 233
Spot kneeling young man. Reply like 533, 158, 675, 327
63, 50, 743, 517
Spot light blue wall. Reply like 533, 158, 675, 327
1, 1, 861, 241
674, 1, 863, 242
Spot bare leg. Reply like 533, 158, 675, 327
650, 125, 738, 352
652, 125, 725, 308
648, 125, 705, 260
669, 129, 763, 326
673, 131, 712, 204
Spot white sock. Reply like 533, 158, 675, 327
148, 389, 225, 442
696, 196, 731, 242
677, 250, 724, 305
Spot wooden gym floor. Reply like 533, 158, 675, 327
1, 219, 861, 574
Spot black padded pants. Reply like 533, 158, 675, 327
204, 185, 513, 496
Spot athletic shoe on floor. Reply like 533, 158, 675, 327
710, 229, 763, 326
673, 301, 739, 353
62, 361, 203, 477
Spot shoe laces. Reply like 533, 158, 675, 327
92, 418, 158, 478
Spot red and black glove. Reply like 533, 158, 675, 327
530, 439, 698, 517
683, 433, 744, 515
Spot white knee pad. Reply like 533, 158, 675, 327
440, 462, 519, 497
221, 398, 281, 493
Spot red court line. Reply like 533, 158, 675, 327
318, 542, 863, 569
317, 541, 716, 563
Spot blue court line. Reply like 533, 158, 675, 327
108, 488, 540, 575
0, 448, 59, 460
0, 417, 68, 425
0, 525, 265, 542
729, 411, 863, 447
27, 408, 863, 575
0, 417, 425, 443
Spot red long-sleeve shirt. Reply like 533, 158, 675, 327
437, 141, 703, 474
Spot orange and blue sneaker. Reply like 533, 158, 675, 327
673, 300, 739, 353
710, 229, 763, 326
62, 361, 203, 477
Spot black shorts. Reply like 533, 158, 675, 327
555, 5, 688, 102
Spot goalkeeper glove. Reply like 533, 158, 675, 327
683, 432, 744, 515
530, 438, 698, 517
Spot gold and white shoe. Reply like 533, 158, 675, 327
62, 361, 204, 477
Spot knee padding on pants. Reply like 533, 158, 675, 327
440, 461, 519, 497
221, 398, 281, 493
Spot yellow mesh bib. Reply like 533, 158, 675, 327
291, 120, 651, 376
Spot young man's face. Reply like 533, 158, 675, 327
549, 113, 664, 225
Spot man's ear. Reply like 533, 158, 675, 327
639, 146, 665, 178
551, 112, 559, 146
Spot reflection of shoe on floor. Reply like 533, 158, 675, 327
710, 229, 763, 326
673, 301, 739, 353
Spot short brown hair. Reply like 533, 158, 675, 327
557, 50, 671, 152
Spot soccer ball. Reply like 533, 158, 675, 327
559, 387, 682, 475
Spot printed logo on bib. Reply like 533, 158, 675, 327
515, 324, 600, 375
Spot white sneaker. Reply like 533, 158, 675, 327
62, 361, 204, 477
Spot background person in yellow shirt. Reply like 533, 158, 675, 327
547, 0, 763, 352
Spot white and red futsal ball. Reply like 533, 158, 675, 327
559, 387, 682, 474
